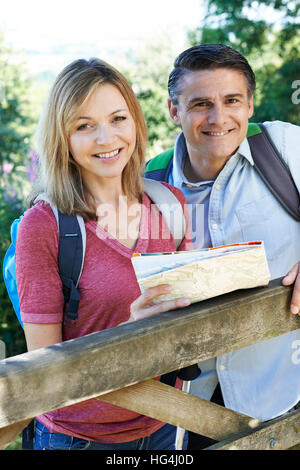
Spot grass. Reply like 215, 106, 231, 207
5, 433, 22, 450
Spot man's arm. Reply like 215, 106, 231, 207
282, 263, 300, 315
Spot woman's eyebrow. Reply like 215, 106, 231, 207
76, 109, 128, 120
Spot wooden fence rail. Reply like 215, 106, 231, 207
0, 278, 300, 450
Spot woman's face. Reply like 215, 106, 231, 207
68, 83, 136, 187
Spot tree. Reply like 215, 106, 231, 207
0, 34, 36, 358
117, 36, 183, 159
187, 0, 300, 124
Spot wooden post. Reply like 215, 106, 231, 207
0, 279, 299, 450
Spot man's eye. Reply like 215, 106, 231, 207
195, 102, 207, 107
227, 98, 238, 104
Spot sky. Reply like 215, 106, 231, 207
0, 0, 204, 76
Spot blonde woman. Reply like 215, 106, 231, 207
15, 58, 192, 450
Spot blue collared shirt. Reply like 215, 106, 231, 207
169, 121, 300, 420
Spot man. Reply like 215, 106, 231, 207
144, 44, 300, 449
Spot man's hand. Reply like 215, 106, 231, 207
282, 262, 300, 315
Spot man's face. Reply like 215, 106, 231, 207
168, 68, 254, 171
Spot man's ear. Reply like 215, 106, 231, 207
248, 95, 254, 119
168, 97, 181, 126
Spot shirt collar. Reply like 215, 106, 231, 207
173, 132, 213, 189
172, 131, 254, 188
237, 137, 254, 165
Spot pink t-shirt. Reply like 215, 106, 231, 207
15, 184, 193, 443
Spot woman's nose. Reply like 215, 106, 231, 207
94, 124, 116, 145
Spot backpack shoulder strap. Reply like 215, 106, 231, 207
144, 148, 174, 182
142, 178, 186, 249
247, 123, 300, 221
57, 211, 85, 327
35, 194, 86, 326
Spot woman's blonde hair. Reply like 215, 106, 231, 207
30, 58, 147, 220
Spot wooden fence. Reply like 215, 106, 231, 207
0, 278, 300, 450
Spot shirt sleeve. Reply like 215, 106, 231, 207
15, 202, 64, 324
161, 182, 194, 252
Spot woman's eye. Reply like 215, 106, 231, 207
113, 116, 126, 123
76, 123, 90, 131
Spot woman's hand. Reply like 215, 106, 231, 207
125, 284, 191, 324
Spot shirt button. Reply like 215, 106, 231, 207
215, 184, 221, 190
220, 365, 226, 371
212, 223, 218, 230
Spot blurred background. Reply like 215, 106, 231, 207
0, 0, 299, 450
0, 0, 299, 359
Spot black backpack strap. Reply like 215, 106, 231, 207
160, 364, 201, 387
248, 123, 300, 221
57, 211, 84, 327
22, 419, 35, 450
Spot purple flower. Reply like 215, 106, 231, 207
2, 162, 13, 175
26, 149, 39, 183
27, 166, 38, 183
29, 149, 39, 165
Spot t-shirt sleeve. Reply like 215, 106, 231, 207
15, 202, 64, 324
161, 182, 194, 252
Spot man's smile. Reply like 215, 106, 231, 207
202, 129, 234, 136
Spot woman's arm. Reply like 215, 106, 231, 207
0, 323, 62, 449
23, 323, 62, 351
120, 284, 190, 325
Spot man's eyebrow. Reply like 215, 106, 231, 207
188, 97, 210, 104
188, 93, 244, 105
225, 93, 244, 99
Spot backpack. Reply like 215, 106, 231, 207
2, 178, 198, 450
2, 178, 187, 330
144, 123, 300, 222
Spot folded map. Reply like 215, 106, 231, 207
131, 241, 270, 304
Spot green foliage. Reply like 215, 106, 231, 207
0, 35, 36, 359
0, 185, 27, 358
5, 433, 22, 450
187, 0, 300, 124
118, 37, 180, 159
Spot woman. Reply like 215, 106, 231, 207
15, 58, 192, 450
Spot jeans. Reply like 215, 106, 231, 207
34, 419, 188, 450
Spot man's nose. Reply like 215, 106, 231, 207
207, 103, 226, 126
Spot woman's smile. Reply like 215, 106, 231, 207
69, 83, 136, 184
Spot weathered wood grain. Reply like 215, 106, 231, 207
0, 279, 298, 430
99, 379, 261, 440
206, 408, 300, 450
